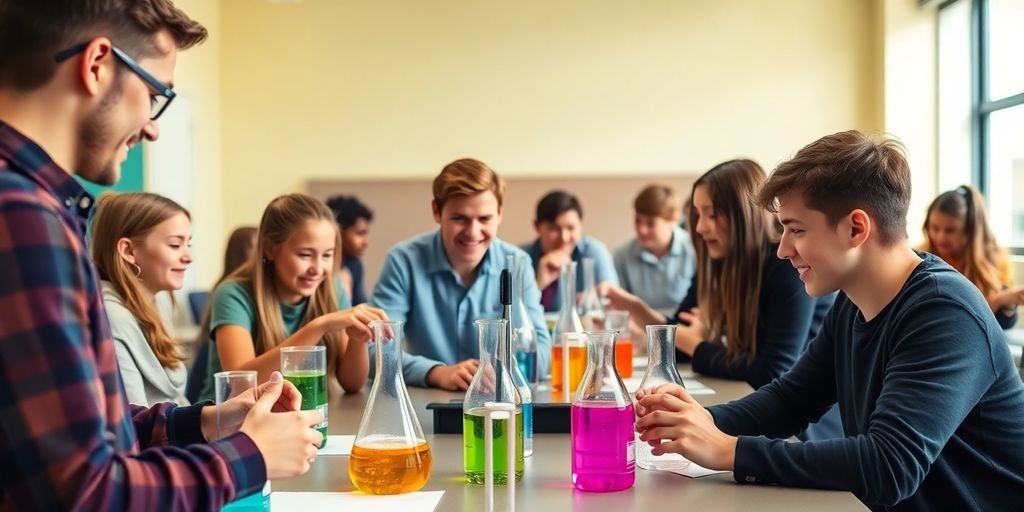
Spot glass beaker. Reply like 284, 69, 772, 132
215, 371, 271, 512
464, 319, 524, 485
636, 325, 690, 471
604, 310, 633, 378
551, 261, 585, 401
571, 330, 635, 492
578, 257, 604, 330
349, 320, 432, 494
280, 346, 327, 448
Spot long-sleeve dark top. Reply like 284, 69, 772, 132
669, 244, 835, 389
709, 253, 1024, 511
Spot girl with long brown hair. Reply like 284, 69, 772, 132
197, 194, 388, 401
91, 192, 192, 406
921, 185, 1023, 329
608, 159, 834, 390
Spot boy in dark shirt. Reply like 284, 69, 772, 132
635, 130, 1024, 511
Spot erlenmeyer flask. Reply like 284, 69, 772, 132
636, 325, 689, 471
551, 261, 585, 401
463, 319, 524, 485
349, 320, 432, 494
604, 310, 633, 379
571, 330, 635, 492
507, 254, 538, 385
578, 257, 604, 330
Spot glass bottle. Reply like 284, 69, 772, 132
349, 320, 433, 494
578, 257, 604, 330
551, 261, 585, 401
463, 319, 524, 484
603, 310, 634, 379
571, 330, 635, 492
504, 257, 534, 457
635, 324, 690, 471
507, 255, 538, 385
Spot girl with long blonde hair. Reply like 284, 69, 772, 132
91, 192, 192, 406
197, 194, 386, 401
921, 185, 1023, 329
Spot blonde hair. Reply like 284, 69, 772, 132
692, 160, 778, 364
634, 184, 682, 220
432, 158, 505, 212
222, 194, 342, 355
91, 192, 188, 369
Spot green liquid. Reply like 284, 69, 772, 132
284, 371, 328, 448
463, 408, 524, 484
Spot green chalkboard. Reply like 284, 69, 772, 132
75, 145, 145, 196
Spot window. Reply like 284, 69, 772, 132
939, 0, 1024, 251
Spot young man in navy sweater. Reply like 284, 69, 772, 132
635, 130, 1024, 511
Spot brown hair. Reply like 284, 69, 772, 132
91, 192, 189, 369
634, 184, 682, 220
921, 185, 1005, 296
756, 130, 911, 246
432, 158, 505, 213
691, 159, 778, 364
221, 194, 342, 356
223, 226, 257, 280
0, 0, 207, 91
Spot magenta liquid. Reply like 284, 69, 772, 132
570, 402, 636, 492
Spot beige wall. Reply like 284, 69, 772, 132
216, 0, 884, 271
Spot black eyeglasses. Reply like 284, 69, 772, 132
54, 43, 175, 121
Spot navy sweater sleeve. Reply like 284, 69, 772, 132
713, 296, 1012, 507
995, 306, 1017, 329
690, 255, 820, 389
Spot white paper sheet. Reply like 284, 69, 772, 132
663, 462, 730, 478
315, 435, 355, 456
270, 491, 444, 510
622, 376, 715, 395
631, 356, 696, 378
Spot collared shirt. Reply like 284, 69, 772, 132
522, 235, 619, 312
0, 121, 264, 510
613, 225, 696, 311
370, 230, 551, 386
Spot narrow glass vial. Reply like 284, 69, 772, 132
349, 320, 433, 494
551, 261, 585, 400
507, 254, 538, 385
505, 256, 534, 457
571, 330, 635, 492
636, 324, 690, 471
578, 257, 604, 330
463, 319, 524, 484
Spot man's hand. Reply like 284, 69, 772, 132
635, 383, 737, 471
425, 359, 479, 391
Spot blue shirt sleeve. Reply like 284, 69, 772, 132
369, 247, 444, 386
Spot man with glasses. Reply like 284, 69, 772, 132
0, 1, 323, 510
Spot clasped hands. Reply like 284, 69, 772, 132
634, 383, 737, 471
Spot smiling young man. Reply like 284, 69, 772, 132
0, 2, 325, 510
371, 158, 551, 390
634, 131, 1024, 511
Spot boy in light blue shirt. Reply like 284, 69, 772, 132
613, 184, 696, 311
371, 158, 551, 390
521, 190, 618, 312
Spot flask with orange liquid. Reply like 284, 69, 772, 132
551, 261, 585, 402
349, 320, 432, 494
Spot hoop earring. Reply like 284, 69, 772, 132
130, 263, 142, 278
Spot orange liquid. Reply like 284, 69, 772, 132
348, 438, 432, 495
616, 339, 633, 378
551, 344, 588, 396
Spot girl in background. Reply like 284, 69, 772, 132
92, 192, 192, 406
921, 185, 1023, 329
198, 194, 387, 400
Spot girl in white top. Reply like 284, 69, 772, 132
91, 192, 192, 406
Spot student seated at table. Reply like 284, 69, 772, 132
198, 194, 387, 400
91, 192, 192, 406
326, 194, 373, 305
635, 131, 1024, 510
371, 158, 551, 390
613, 183, 696, 311
607, 160, 835, 391
920, 185, 1023, 329
522, 190, 618, 312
